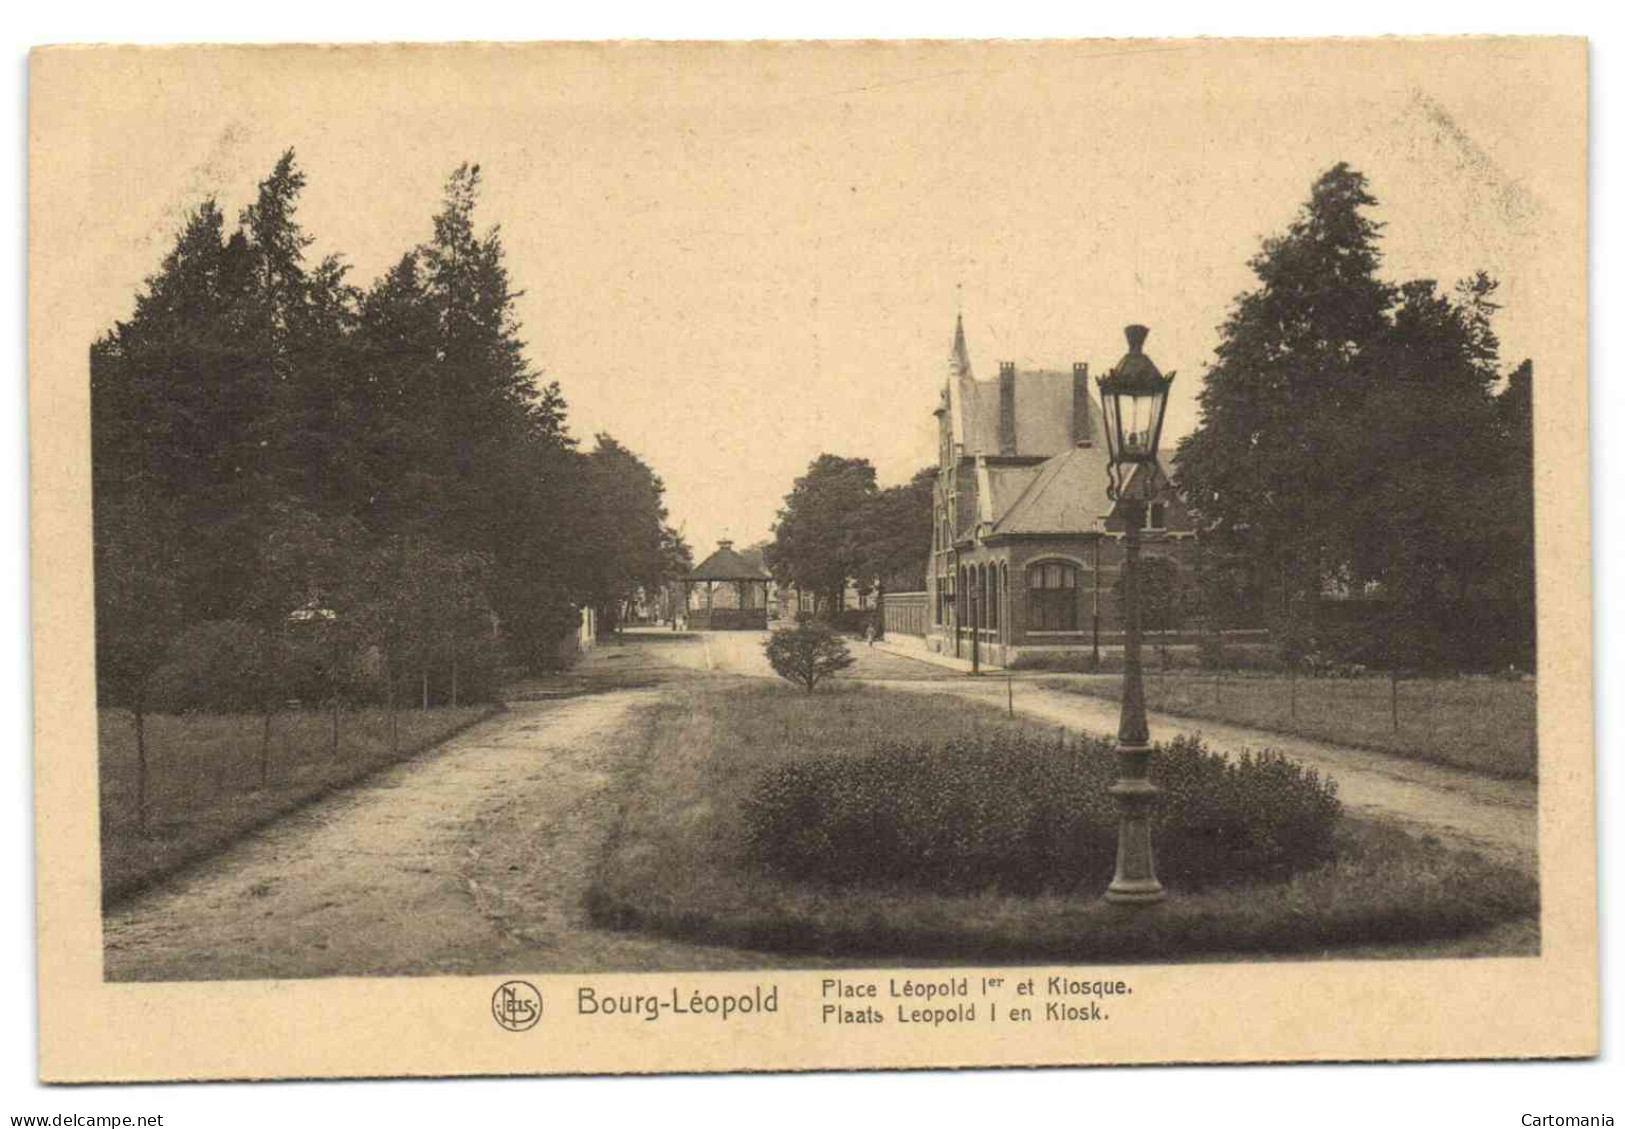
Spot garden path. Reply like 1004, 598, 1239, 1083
103, 663, 836, 981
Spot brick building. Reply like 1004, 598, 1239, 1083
920, 316, 1200, 666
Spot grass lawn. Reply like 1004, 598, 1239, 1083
588, 680, 1538, 962
99, 703, 496, 905
834, 642, 964, 681
1059, 671, 1536, 780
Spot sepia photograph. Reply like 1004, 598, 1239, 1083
27, 34, 1594, 1082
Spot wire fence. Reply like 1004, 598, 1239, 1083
98, 704, 495, 902
1078, 670, 1536, 780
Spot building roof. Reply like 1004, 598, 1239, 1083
991, 445, 1115, 535
989, 450, 1175, 536
943, 316, 1180, 539
687, 541, 772, 581
978, 461, 1044, 525
944, 319, 1097, 458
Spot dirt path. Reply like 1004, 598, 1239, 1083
657, 627, 956, 682
103, 684, 827, 981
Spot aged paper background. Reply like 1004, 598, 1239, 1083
29, 38, 1593, 1081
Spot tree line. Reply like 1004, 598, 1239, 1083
1175, 163, 1536, 672
92, 151, 691, 745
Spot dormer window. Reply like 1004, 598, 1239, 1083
1146, 503, 1167, 531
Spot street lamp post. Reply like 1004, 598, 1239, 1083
1096, 324, 1176, 905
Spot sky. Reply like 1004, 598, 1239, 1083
58, 40, 1581, 559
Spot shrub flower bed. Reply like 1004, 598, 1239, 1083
743, 733, 1340, 895
588, 682, 1538, 961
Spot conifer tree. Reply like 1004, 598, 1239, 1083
1174, 165, 1536, 669
580, 434, 683, 634
1174, 163, 1395, 628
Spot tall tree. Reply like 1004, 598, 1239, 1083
855, 467, 936, 594
580, 434, 684, 633
411, 163, 590, 667
1340, 274, 1504, 665
767, 455, 878, 615
1484, 358, 1537, 666
91, 197, 266, 622
235, 152, 329, 603
1176, 165, 1391, 617
1174, 164, 1535, 670
350, 252, 445, 536
1175, 164, 1396, 625
419, 164, 540, 547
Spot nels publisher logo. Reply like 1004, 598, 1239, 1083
492, 980, 543, 1032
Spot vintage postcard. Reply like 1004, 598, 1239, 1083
29, 38, 1593, 1081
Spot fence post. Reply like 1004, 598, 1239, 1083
134, 705, 148, 832
330, 627, 341, 757
1391, 670, 1399, 733
261, 709, 273, 786
1290, 665, 1298, 721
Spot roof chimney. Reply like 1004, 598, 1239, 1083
717, 539, 733, 551
997, 362, 1017, 455
1072, 362, 1092, 447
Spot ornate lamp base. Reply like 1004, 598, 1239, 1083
1105, 744, 1166, 905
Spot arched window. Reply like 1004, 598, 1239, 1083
986, 564, 999, 629
1027, 560, 1079, 631
1001, 563, 1010, 634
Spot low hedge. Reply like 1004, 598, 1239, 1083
742, 731, 1341, 895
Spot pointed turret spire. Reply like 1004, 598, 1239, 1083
949, 312, 972, 380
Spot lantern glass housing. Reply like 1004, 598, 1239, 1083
1097, 324, 1175, 467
